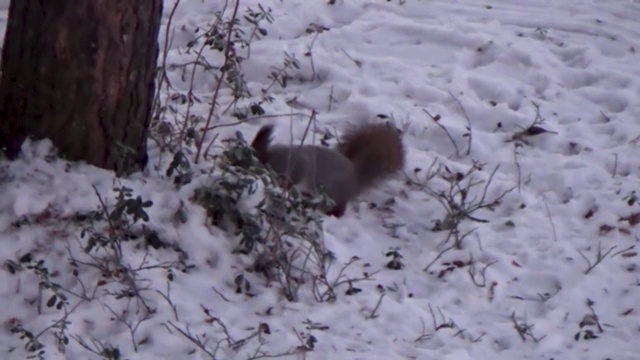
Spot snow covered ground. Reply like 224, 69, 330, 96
2, 0, 640, 359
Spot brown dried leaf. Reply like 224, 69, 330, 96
452, 260, 466, 268
618, 227, 632, 235
619, 212, 640, 226
584, 208, 595, 219
488, 281, 497, 303
598, 224, 615, 235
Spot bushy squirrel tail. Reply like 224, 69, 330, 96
337, 122, 405, 192
251, 124, 274, 165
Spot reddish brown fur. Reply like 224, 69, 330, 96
337, 122, 405, 191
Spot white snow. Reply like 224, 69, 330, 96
1, 0, 640, 359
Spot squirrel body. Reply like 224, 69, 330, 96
251, 123, 405, 217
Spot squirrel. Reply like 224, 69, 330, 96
251, 122, 405, 217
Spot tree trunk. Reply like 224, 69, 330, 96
0, 0, 162, 175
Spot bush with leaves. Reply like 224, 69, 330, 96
149, 1, 296, 164
145, 0, 354, 307
192, 130, 343, 301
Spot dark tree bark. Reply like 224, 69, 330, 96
0, 0, 162, 175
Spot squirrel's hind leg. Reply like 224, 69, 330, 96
327, 203, 346, 218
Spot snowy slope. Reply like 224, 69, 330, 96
1, 1, 640, 359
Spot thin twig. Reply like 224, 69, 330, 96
368, 293, 385, 319
423, 244, 455, 272
423, 108, 460, 158
542, 197, 557, 242
577, 242, 617, 275
513, 144, 522, 192
448, 91, 472, 156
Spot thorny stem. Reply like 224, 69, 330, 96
195, 0, 241, 164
